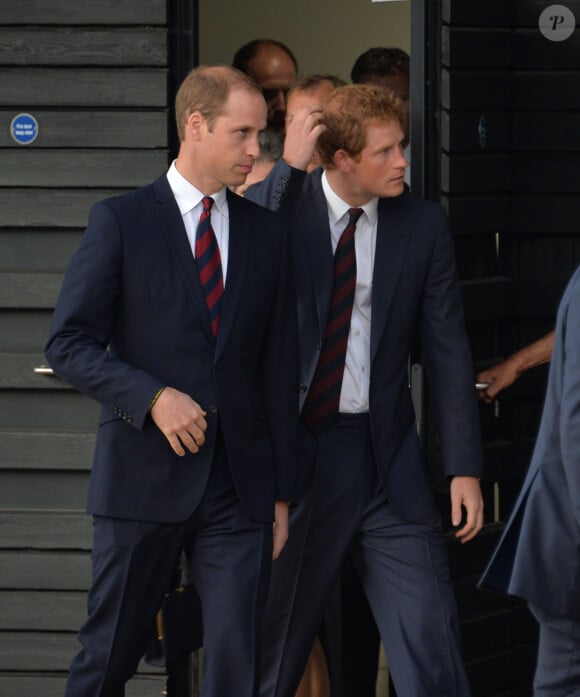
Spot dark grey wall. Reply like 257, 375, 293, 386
0, 1, 170, 693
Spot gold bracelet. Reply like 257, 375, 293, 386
148, 386, 166, 412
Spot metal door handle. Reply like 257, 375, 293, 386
33, 364, 55, 376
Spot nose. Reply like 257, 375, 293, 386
397, 144, 409, 169
247, 134, 261, 159
276, 90, 287, 111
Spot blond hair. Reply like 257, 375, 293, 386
175, 65, 262, 142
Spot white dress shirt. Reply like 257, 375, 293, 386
166, 160, 229, 282
321, 172, 378, 413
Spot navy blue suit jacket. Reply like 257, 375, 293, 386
480, 266, 580, 621
46, 174, 300, 524
247, 162, 482, 521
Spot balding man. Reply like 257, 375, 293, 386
234, 39, 298, 131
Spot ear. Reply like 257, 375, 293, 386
333, 149, 353, 174
187, 110, 205, 141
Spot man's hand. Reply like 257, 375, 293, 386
150, 386, 207, 456
283, 105, 326, 171
476, 358, 521, 402
272, 501, 289, 560
477, 330, 555, 403
450, 476, 484, 543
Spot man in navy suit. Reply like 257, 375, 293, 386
480, 266, 580, 695
45, 65, 300, 697
246, 84, 484, 697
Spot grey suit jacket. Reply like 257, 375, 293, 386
480, 265, 580, 620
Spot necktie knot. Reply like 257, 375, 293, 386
347, 207, 363, 228
202, 196, 214, 214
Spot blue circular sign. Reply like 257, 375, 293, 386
10, 113, 39, 145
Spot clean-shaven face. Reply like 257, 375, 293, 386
347, 120, 408, 201
198, 89, 267, 192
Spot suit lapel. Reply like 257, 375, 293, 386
370, 195, 411, 362
216, 191, 249, 358
303, 173, 334, 337
152, 175, 215, 345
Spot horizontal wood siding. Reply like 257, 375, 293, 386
0, 1, 171, 691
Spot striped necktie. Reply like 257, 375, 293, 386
301, 207, 363, 433
195, 196, 224, 336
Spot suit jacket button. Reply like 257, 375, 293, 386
208, 404, 218, 414
299, 384, 307, 393
127, 415, 133, 423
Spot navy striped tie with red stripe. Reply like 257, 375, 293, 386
195, 196, 224, 336
302, 207, 363, 433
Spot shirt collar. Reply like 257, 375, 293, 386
321, 171, 378, 228
166, 160, 228, 218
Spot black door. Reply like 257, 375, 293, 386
413, 1, 580, 695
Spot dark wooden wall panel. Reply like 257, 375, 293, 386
0, 189, 121, 227
0, 5, 172, 692
513, 153, 580, 192
0, 273, 64, 308
441, 111, 511, 152
514, 0, 580, 26
0, 28, 167, 66
0, 311, 54, 352
0, 231, 82, 272
0, 472, 89, 510
513, 73, 580, 109
0, 675, 165, 697
1, 150, 167, 187
442, 27, 512, 68
0, 110, 167, 148
0, 632, 160, 673
513, 29, 580, 68
0, 392, 100, 430
441, 153, 511, 193
1, 591, 87, 630
442, 69, 512, 110
442, 0, 512, 27
433, 2, 580, 693
513, 112, 580, 150
0, 0, 167, 25
0, 512, 92, 548
0, 69, 167, 106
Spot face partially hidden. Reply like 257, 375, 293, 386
345, 120, 408, 202
248, 46, 297, 130
358, 71, 410, 147
194, 89, 267, 193
285, 81, 336, 125
286, 81, 336, 171
234, 158, 276, 197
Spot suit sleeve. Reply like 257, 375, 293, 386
559, 268, 580, 525
259, 213, 301, 501
420, 206, 483, 479
245, 159, 306, 214
45, 200, 164, 430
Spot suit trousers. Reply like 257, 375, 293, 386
260, 414, 471, 697
65, 433, 272, 697
530, 603, 580, 696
